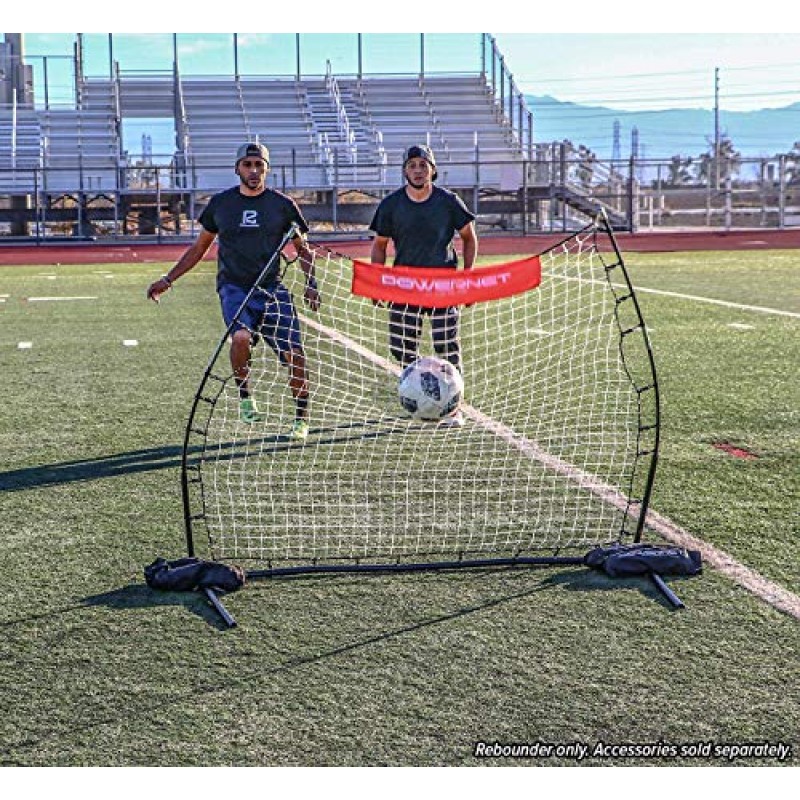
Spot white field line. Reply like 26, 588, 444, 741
26, 296, 98, 302
300, 313, 800, 620
543, 271, 800, 319
302, 315, 402, 378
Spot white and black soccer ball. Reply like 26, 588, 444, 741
397, 356, 464, 421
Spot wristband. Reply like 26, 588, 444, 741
161, 274, 173, 287
306, 275, 318, 291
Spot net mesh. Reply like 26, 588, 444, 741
184, 221, 658, 567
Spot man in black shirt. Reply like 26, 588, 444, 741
147, 142, 319, 440
369, 144, 478, 426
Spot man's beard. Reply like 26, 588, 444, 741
240, 174, 264, 189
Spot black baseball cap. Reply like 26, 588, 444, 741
235, 142, 270, 165
403, 144, 437, 180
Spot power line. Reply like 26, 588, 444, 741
525, 60, 799, 84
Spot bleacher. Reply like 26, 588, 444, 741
236, 78, 321, 188
0, 69, 527, 194
342, 74, 523, 188
166, 72, 526, 191
0, 107, 42, 191
37, 106, 120, 193
139, 71, 524, 191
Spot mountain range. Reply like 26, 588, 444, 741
525, 95, 800, 161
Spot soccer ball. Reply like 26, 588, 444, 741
398, 356, 464, 421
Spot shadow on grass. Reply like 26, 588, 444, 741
0, 418, 403, 492
541, 566, 692, 611
0, 445, 186, 491
0, 583, 233, 631
1, 566, 691, 760
81, 584, 234, 631
245, 561, 693, 613
1, 570, 566, 760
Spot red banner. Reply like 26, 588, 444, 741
351, 255, 542, 308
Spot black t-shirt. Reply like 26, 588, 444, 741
369, 186, 475, 268
198, 186, 309, 289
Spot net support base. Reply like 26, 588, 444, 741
203, 587, 237, 628
245, 555, 691, 611
246, 555, 586, 580
649, 572, 686, 610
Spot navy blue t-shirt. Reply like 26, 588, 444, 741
369, 185, 475, 268
199, 187, 309, 289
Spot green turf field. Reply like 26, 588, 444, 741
0, 246, 797, 767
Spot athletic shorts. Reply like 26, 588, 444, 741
218, 282, 303, 357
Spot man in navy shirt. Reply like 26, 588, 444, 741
370, 144, 478, 426
147, 142, 319, 440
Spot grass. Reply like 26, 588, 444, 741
0, 246, 798, 767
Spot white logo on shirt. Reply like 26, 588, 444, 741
240, 210, 258, 227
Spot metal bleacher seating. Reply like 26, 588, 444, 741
36, 78, 121, 193
340, 73, 524, 189
0, 106, 42, 191
1, 69, 526, 195
181, 76, 368, 190
174, 71, 525, 191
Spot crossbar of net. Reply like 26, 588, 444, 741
186, 225, 657, 566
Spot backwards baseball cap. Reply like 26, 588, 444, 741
235, 142, 270, 165
403, 144, 437, 180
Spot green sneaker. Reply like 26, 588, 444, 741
289, 419, 310, 441
239, 397, 266, 424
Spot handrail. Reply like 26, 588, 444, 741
482, 34, 533, 159
173, 63, 194, 189
235, 76, 252, 140
324, 60, 356, 164
318, 131, 335, 183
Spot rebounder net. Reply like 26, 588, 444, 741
182, 219, 659, 570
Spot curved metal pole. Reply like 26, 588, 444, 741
182, 223, 300, 556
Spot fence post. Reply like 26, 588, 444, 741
332, 149, 339, 230
724, 174, 732, 230
156, 168, 162, 243
627, 155, 637, 233
473, 135, 480, 214
33, 166, 40, 242
521, 158, 528, 235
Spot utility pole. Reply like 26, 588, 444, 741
714, 67, 720, 190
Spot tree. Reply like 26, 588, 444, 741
664, 155, 694, 187
785, 141, 800, 185
696, 134, 741, 187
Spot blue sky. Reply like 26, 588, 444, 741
497, 33, 800, 112
15, 26, 800, 114
8, 0, 800, 140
